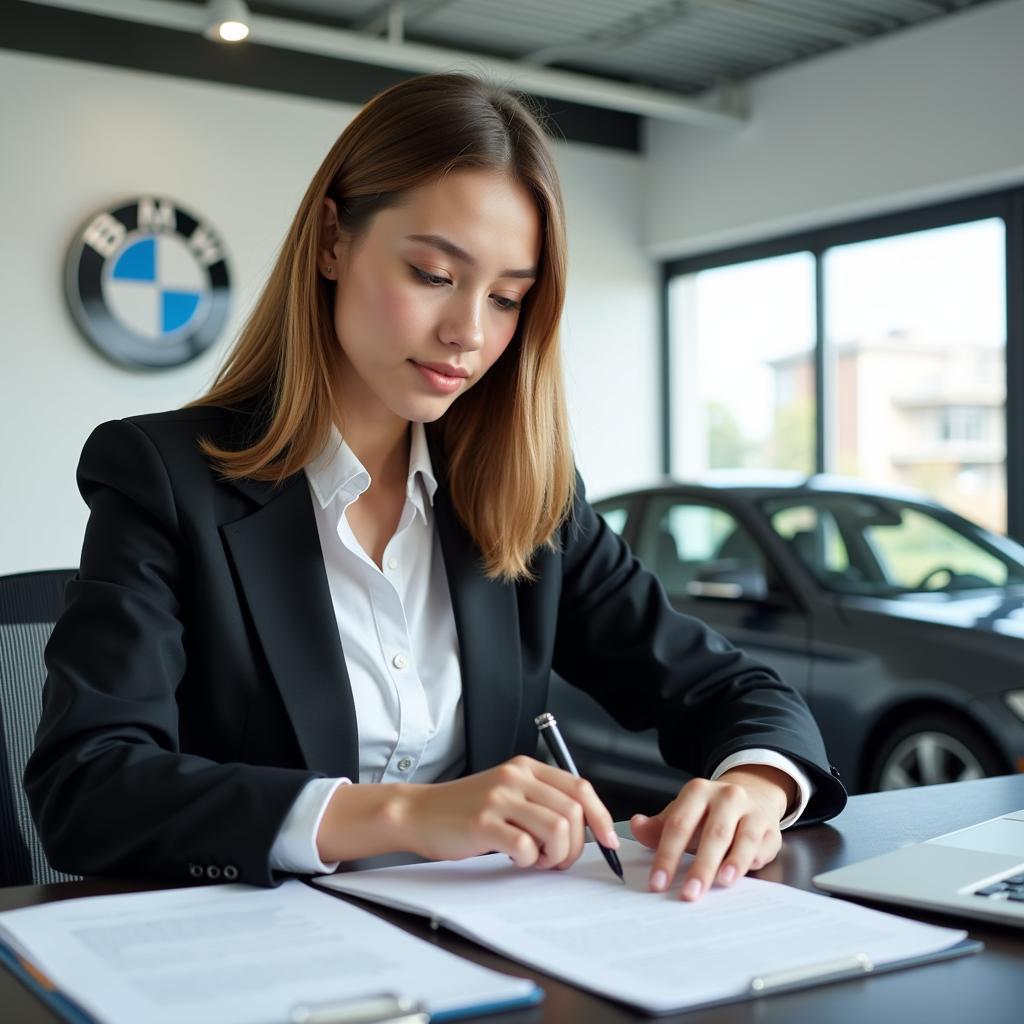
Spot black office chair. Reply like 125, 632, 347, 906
0, 569, 80, 887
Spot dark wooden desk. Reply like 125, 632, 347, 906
2, 775, 1022, 1024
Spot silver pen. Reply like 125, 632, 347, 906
535, 712, 624, 881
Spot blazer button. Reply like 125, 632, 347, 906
206, 865, 222, 880
189, 863, 203, 879
223, 865, 239, 881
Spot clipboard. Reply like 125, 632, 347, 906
0, 881, 543, 1024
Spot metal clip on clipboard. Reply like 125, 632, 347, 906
290, 992, 429, 1024
749, 952, 874, 995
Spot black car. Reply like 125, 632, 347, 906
548, 474, 1024, 802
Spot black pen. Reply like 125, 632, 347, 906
535, 712, 624, 882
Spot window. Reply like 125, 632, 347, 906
667, 253, 816, 478
823, 218, 1006, 532
768, 503, 853, 584
761, 494, 1024, 596
636, 497, 767, 600
864, 508, 1011, 590
664, 192, 1019, 537
597, 504, 629, 536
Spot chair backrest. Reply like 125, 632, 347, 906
0, 569, 80, 887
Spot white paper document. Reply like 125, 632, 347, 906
0, 879, 539, 1024
315, 840, 971, 1015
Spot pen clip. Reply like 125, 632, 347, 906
290, 992, 429, 1024
749, 952, 873, 995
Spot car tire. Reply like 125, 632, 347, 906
866, 712, 1005, 792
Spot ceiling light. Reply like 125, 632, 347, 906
204, 0, 251, 43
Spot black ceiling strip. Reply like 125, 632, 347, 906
5, 2, 640, 152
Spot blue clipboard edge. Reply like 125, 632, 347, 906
431, 984, 545, 1021
0, 937, 99, 1024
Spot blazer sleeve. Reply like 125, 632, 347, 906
24, 419, 318, 886
551, 474, 847, 824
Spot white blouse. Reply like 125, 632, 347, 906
269, 424, 811, 873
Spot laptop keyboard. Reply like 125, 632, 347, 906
974, 874, 1024, 901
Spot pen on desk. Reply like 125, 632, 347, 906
534, 712, 624, 882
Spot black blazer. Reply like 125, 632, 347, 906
25, 404, 846, 887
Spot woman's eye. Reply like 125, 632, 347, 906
411, 266, 449, 286
492, 295, 522, 313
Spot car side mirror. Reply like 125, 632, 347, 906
686, 561, 769, 601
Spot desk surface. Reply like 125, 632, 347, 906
2, 775, 1022, 1024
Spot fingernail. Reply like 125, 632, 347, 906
603, 830, 620, 849
650, 869, 667, 892
683, 878, 702, 900
719, 865, 736, 886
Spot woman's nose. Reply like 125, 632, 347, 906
438, 293, 486, 351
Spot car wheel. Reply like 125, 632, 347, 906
867, 713, 1005, 792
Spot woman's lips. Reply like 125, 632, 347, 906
411, 360, 466, 394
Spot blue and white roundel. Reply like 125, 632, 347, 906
64, 197, 231, 370
104, 233, 207, 340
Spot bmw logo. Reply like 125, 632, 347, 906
64, 197, 231, 369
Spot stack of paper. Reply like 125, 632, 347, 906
315, 840, 977, 1015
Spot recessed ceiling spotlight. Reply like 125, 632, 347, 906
204, 0, 251, 42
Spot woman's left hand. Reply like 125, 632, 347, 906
629, 764, 796, 901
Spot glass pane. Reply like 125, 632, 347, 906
864, 508, 1011, 590
768, 503, 852, 579
668, 252, 816, 478
762, 493, 1024, 596
636, 498, 765, 598
597, 506, 628, 535
823, 218, 1006, 532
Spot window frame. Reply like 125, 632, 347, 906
660, 186, 1024, 541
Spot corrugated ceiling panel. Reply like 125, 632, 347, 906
255, 0, 997, 96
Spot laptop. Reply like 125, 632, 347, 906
813, 809, 1024, 927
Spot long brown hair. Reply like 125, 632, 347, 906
189, 72, 574, 582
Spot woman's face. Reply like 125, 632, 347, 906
322, 168, 541, 431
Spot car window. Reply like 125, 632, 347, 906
769, 504, 857, 586
596, 504, 629, 536
864, 509, 1011, 590
763, 494, 1024, 595
636, 497, 766, 599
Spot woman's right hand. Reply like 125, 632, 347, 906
379, 756, 618, 870
398, 755, 620, 869
315, 756, 619, 868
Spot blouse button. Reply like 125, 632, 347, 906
387, 557, 399, 570
392, 653, 409, 670
397, 757, 413, 772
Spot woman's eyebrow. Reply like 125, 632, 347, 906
405, 233, 537, 279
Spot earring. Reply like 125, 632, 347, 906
325, 265, 335, 276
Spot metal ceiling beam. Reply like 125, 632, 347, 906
688, 0, 870, 45
353, 0, 458, 37
23, 0, 745, 127
521, 0, 690, 68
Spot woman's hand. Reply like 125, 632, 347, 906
396, 755, 620, 869
630, 764, 795, 901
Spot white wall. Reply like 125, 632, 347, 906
645, 0, 1024, 257
0, 49, 657, 575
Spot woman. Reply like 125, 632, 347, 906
26, 73, 845, 899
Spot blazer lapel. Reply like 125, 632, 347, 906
433, 482, 523, 774
221, 475, 358, 780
